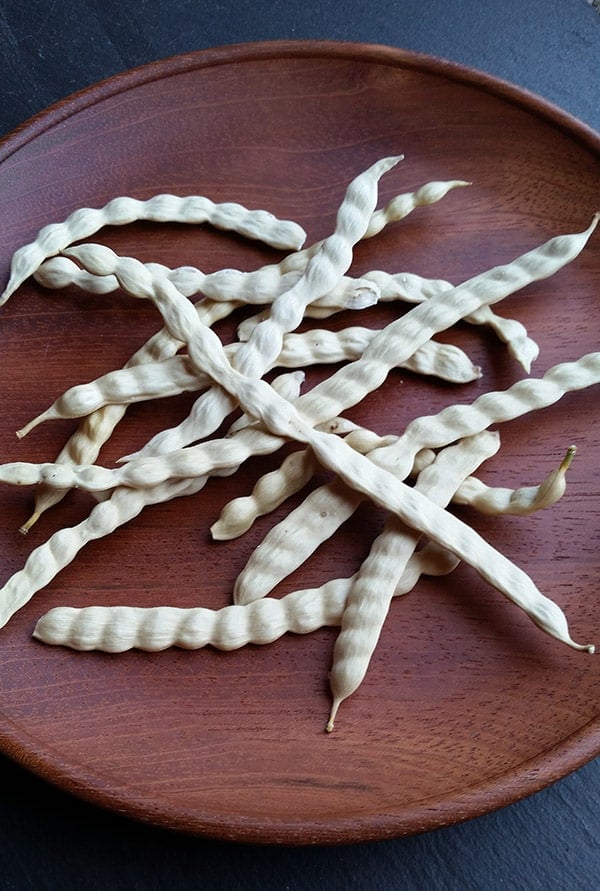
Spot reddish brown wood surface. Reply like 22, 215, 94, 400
0, 41, 598, 844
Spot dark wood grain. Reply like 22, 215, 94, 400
0, 41, 598, 845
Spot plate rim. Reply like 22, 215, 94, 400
2, 710, 599, 844
0, 39, 598, 845
1, 39, 599, 162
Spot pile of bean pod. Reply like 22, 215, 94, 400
0, 156, 597, 731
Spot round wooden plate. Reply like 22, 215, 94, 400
0, 41, 598, 845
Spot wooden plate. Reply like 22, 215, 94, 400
0, 41, 598, 845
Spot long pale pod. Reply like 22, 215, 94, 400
373, 352, 600, 481
122, 156, 402, 460
32, 543, 460, 652
0, 477, 207, 630
0, 194, 308, 306
363, 269, 539, 372
54, 214, 598, 480
3, 224, 598, 652
233, 478, 364, 603
18, 326, 479, 438
232, 352, 600, 600
34, 257, 380, 314
363, 179, 470, 238
326, 431, 500, 731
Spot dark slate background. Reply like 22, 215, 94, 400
0, 1, 599, 888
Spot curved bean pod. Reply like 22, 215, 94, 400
363, 269, 539, 372
326, 431, 500, 731
16, 356, 212, 437
453, 445, 576, 515
0, 194, 307, 306
18, 326, 479, 439
34, 257, 380, 312
277, 327, 480, 383
32, 542, 460, 652
375, 353, 600, 481
120, 155, 402, 461
0, 477, 207, 630
364, 179, 470, 238
233, 477, 363, 604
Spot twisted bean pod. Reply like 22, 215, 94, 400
232, 352, 600, 596
364, 179, 470, 238
375, 353, 600, 481
18, 296, 238, 533
363, 269, 540, 372
453, 445, 577, 515
34, 257, 380, 312
18, 326, 479, 438
276, 327, 481, 383
327, 431, 500, 730
0, 194, 308, 306
0, 477, 207, 630
32, 542, 459, 652
121, 155, 402, 460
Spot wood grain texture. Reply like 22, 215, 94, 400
0, 41, 598, 845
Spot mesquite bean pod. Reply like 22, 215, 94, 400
32, 543, 459, 652
232, 352, 600, 596
453, 445, 577, 515
40, 239, 588, 655
34, 257, 380, 312
18, 327, 479, 438
0, 477, 206, 630
0, 194, 308, 306
326, 431, 500, 731
120, 155, 402, 460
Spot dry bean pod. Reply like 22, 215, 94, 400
32, 543, 459, 652
0, 194, 308, 305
